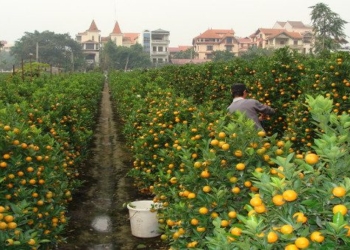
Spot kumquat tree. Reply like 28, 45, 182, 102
109, 47, 350, 250
0, 46, 349, 250
0, 72, 104, 249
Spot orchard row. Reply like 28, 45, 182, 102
108, 48, 350, 249
0, 73, 104, 249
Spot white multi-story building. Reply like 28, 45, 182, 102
142, 29, 170, 64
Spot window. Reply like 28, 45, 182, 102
226, 37, 233, 44
158, 47, 163, 52
280, 40, 285, 45
153, 46, 157, 52
144, 33, 150, 42
86, 43, 94, 50
226, 46, 233, 51
86, 54, 95, 60
207, 45, 213, 51
205, 38, 216, 43
92, 36, 94, 41
158, 58, 163, 63
294, 40, 298, 45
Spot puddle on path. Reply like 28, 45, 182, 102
57, 82, 166, 250
91, 215, 112, 233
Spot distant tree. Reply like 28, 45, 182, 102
309, 3, 348, 53
100, 41, 151, 71
0, 50, 16, 71
10, 31, 85, 71
211, 50, 235, 62
172, 48, 196, 59
240, 47, 273, 61
100, 41, 118, 71
125, 44, 152, 70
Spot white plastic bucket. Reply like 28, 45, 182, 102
127, 200, 161, 238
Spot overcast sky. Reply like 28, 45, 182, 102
1, 0, 349, 47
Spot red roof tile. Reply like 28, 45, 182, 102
194, 29, 235, 40
268, 30, 303, 39
124, 33, 139, 42
111, 21, 122, 34
169, 46, 192, 52
258, 28, 285, 35
275, 21, 287, 27
88, 20, 100, 32
236, 37, 252, 44
286, 21, 308, 29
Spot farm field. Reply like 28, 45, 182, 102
0, 47, 350, 250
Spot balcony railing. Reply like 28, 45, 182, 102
152, 40, 170, 45
265, 44, 304, 49
151, 51, 169, 55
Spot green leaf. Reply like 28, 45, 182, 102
9, 203, 22, 215
333, 212, 344, 226
300, 199, 320, 208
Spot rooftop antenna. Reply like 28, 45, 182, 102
114, 0, 117, 21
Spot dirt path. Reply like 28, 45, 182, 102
58, 82, 166, 250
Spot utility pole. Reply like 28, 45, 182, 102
29, 53, 33, 81
71, 50, 74, 72
36, 42, 39, 62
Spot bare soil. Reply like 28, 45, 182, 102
57, 82, 167, 250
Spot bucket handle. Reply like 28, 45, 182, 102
128, 211, 140, 220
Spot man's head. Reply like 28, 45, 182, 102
231, 83, 247, 97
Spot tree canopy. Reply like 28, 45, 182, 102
309, 3, 348, 53
99, 41, 151, 71
10, 31, 85, 71
0, 50, 15, 71
171, 48, 196, 59
240, 47, 274, 61
211, 50, 236, 62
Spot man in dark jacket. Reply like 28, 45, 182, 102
227, 83, 275, 131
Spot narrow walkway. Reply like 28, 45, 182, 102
58, 82, 159, 249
